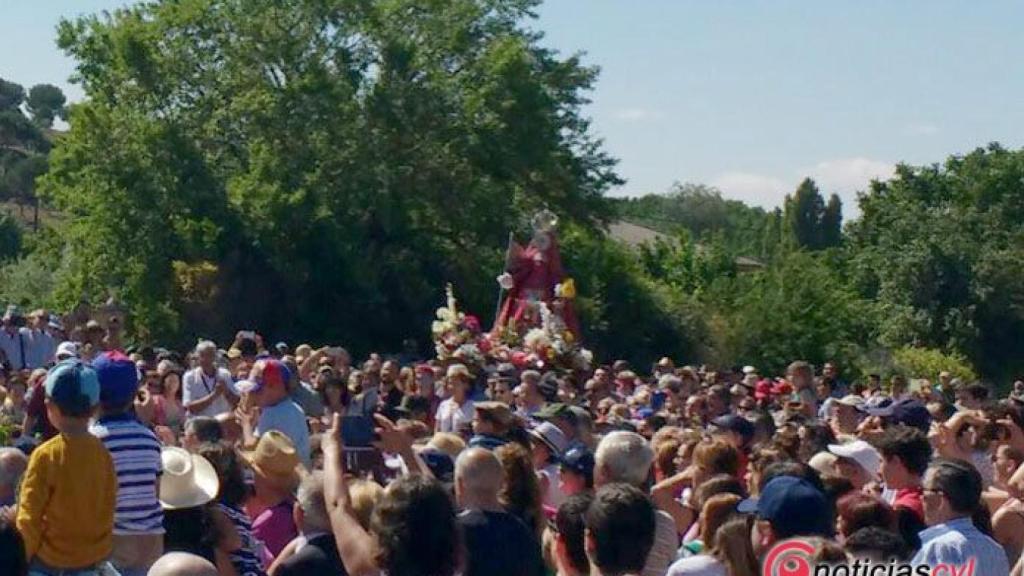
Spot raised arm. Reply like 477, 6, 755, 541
650, 465, 698, 534
323, 413, 380, 576
374, 414, 432, 478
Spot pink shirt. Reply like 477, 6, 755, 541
251, 500, 298, 559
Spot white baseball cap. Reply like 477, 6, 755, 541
827, 440, 881, 478
55, 341, 79, 361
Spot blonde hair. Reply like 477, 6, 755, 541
711, 516, 759, 576
348, 479, 384, 531
428, 432, 467, 461
399, 366, 415, 394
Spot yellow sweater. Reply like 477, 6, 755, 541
17, 432, 117, 569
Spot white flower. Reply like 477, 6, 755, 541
524, 328, 551, 351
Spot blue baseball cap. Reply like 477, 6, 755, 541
737, 476, 831, 538
418, 448, 455, 483
45, 360, 100, 413
710, 414, 755, 443
93, 351, 140, 405
560, 445, 595, 480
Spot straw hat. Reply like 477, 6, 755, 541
159, 447, 220, 510
242, 431, 301, 490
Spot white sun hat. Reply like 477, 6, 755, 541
55, 341, 79, 361
828, 440, 882, 478
159, 447, 220, 510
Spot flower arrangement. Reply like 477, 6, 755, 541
432, 281, 593, 373
518, 302, 593, 371
431, 284, 488, 373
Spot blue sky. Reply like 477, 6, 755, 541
3, 1, 1023, 216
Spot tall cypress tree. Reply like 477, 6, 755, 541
821, 194, 843, 248
785, 178, 826, 249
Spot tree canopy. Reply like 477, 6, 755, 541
44, 0, 620, 350
2, 3, 1022, 382
25, 84, 67, 128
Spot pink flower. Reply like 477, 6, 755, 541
477, 337, 493, 353
463, 315, 481, 333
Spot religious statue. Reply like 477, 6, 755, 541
492, 210, 579, 338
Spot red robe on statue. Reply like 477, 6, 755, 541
493, 232, 579, 337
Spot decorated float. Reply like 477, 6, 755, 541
431, 210, 593, 376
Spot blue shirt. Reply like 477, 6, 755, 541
25, 329, 55, 369
257, 399, 311, 467
0, 327, 31, 370
912, 517, 1009, 576
89, 413, 164, 535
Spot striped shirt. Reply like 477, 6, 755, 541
90, 413, 165, 535
218, 502, 268, 576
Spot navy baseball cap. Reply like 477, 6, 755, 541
93, 351, 140, 405
858, 396, 894, 416
710, 414, 755, 443
860, 397, 930, 432
560, 446, 595, 480
45, 360, 100, 414
418, 448, 454, 483
737, 476, 831, 538
888, 399, 931, 432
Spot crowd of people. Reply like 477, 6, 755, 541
2, 307, 1024, 576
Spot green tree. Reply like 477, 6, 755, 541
784, 178, 827, 250
0, 213, 22, 261
890, 347, 977, 383
614, 182, 769, 256
0, 79, 24, 111
46, 0, 619, 350
0, 105, 52, 230
0, 109, 49, 153
25, 84, 67, 128
821, 193, 842, 248
761, 207, 784, 260
715, 250, 872, 375
848, 144, 1024, 381
564, 226, 707, 366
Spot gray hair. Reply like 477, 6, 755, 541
595, 431, 654, 487
658, 375, 682, 391
455, 447, 504, 501
0, 447, 27, 491
195, 340, 217, 355
296, 471, 331, 533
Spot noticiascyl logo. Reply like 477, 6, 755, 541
762, 540, 978, 576
763, 540, 816, 576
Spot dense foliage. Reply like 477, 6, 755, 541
846, 144, 1024, 382
617, 145, 1024, 384
4, 2, 1024, 383
0, 78, 60, 226
32, 0, 645, 358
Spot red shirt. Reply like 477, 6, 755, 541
893, 486, 925, 521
